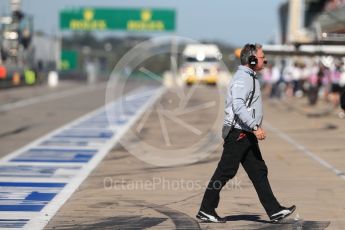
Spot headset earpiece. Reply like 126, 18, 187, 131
248, 55, 258, 67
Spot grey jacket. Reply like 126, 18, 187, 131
223, 65, 263, 132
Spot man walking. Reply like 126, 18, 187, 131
196, 43, 295, 223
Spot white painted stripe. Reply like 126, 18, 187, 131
265, 122, 345, 181
0, 228, 22, 230
0, 86, 147, 164
23, 86, 166, 229
29, 145, 102, 150
0, 213, 38, 219
0, 177, 69, 183
0, 85, 164, 228
0, 83, 106, 112
0, 162, 85, 167
0, 228, 25, 230
0, 215, 32, 230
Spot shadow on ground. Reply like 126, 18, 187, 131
225, 214, 270, 223
224, 214, 330, 230
54, 215, 167, 230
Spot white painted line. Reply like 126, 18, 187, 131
0, 85, 165, 229
29, 145, 102, 150
265, 122, 345, 181
0, 228, 25, 230
0, 213, 38, 219
0, 228, 23, 230
0, 83, 106, 112
23, 86, 166, 229
0, 162, 85, 167
0, 177, 69, 183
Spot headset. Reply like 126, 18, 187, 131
247, 44, 258, 68
245, 43, 268, 69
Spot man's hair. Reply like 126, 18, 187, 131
240, 43, 262, 65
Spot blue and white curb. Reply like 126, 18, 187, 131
0, 85, 165, 229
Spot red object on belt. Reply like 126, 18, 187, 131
237, 132, 246, 141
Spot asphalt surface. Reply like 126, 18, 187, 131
1, 80, 344, 229
0, 79, 149, 157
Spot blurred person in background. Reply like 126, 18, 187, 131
338, 61, 345, 118
282, 61, 294, 98
320, 63, 331, 102
262, 63, 273, 97
329, 59, 342, 109
270, 63, 282, 99
307, 62, 322, 105
292, 61, 303, 98
196, 43, 295, 223
300, 62, 311, 96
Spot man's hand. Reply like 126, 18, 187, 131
253, 127, 266, 140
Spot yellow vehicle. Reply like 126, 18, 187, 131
180, 44, 222, 85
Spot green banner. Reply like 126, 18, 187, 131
60, 50, 78, 70
60, 8, 176, 32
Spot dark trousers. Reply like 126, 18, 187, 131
200, 128, 281, 216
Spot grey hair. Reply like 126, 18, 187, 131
240, 43, 262, 65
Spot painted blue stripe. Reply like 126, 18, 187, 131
43, 138, 107, 143
0, 219, 29, 228
82, 118, 108, 122
72, 125, 110, 129
77, 119, 108, 122
53, 134, 112, 139
40, 139, 107, 147
84, 119, 108, 122
56, 132, 113, 137
109, 119, 128, 125
26, 192, 56, 201
11, 157, 93, 163
0, 165, 80, 178
41, 139, 106, 144
0, 183, 64, 212
63, 130, 113, 134
27, 148, 97, 153
11, 158, 91, 163
0, 182, 65, 187
10, 148, 97, 163
0, 87, 161, 227
77, 120, 109, 124
0, 219, 29, 221
0, 205, 44, 212
40, 140, 91, 147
